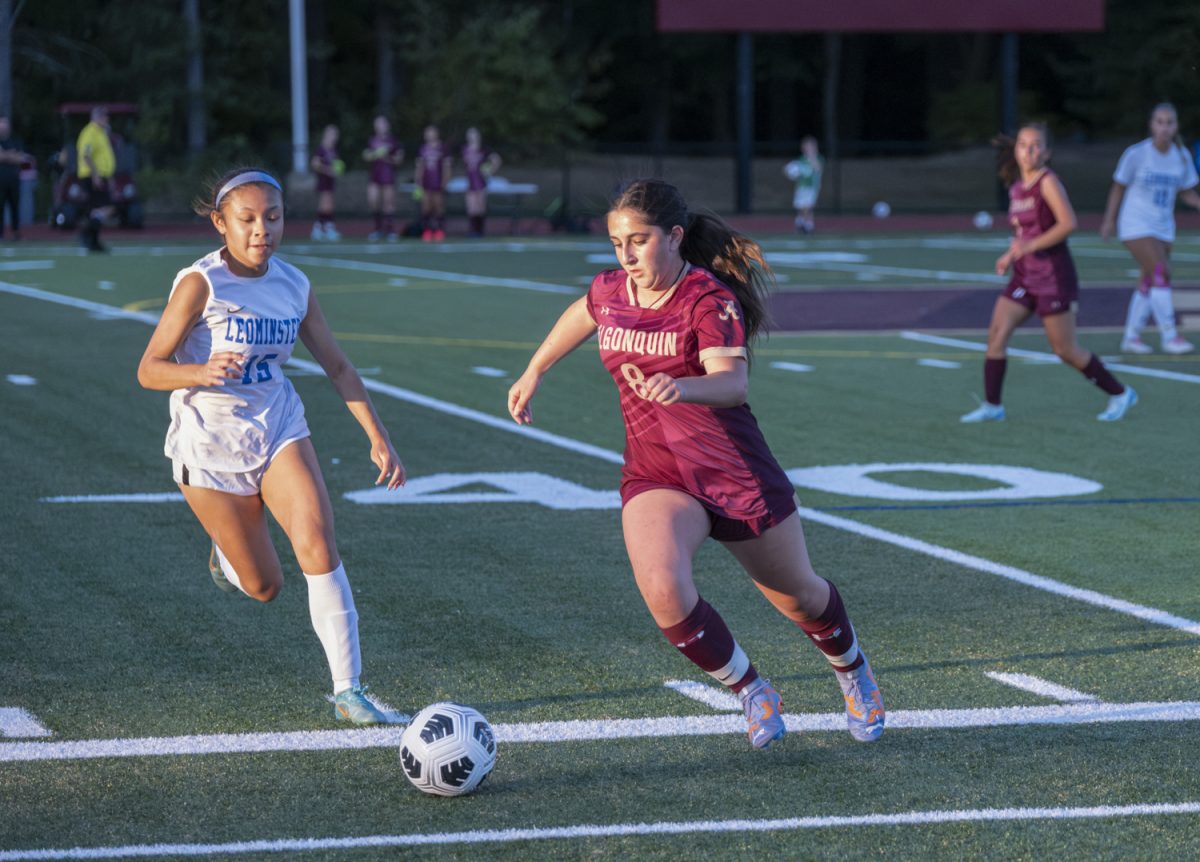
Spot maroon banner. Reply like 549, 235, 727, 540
657, 0, 1104, 33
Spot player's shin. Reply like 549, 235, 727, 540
304, 563, 362, 694
660, 597, 758, 692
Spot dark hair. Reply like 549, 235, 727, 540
1150, 102, 1190, 164
608, 178, 773, 345
993, 122, 1051, 187
191, 166, 282, 217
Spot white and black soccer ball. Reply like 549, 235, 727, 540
973, 210, 994, 230
872, 201, 891, 219
399, 702, 497, 797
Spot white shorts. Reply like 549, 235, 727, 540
173, 434, 309, 496
793, 188, 818, 210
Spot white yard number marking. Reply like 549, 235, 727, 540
787, 462, 1102, 502
0, 708, 52, 738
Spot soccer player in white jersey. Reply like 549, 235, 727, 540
137, 167, 406, 725
1100, 102, 1200, 355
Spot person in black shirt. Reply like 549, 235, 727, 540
0, 116, 30, 240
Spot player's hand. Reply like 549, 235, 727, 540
371, 437, 406, 490
508, 373, 540, 425
643, 372, 685, 405
995, 252, 1013, 276
1099, 218, 1115, 241
199, 351, 245, 386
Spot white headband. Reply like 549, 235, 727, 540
214, 171, 282, 208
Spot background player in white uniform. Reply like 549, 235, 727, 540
1100, 102, 1200, 355
137, 168, 405, 725
783, 135, 823, 234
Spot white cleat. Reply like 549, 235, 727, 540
960, 402, 1005, 423
1120, 337, 1153, 355
1097, 386, 1137, 421
1162, 337, 1195, 355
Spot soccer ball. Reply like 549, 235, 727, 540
872, 201, 891, 219
973, 210, 993, 230
399, 702, 497, 797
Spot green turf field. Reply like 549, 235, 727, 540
1, 231, 1198, 860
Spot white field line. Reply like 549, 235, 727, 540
769, 259, 1006, 284
0, 260, 54, 271
797, 507, 1200, 636
985, 672, 1100, 704
2, 802, 1199, 859
282, 253, 580, 294
900, 330, 1200, 384
5, 284, 1198, 635
664, 680, 741, 711
3, 701, 1200, 763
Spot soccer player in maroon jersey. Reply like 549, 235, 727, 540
309, 124, 341, 241
508, 178, 884, 749
961, 123, 1136, 423
461, 127, 501, 237
363, 114, 404, 241
414, 125, 451, 242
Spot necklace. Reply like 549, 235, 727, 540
637, 261, 688, 309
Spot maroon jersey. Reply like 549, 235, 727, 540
314, 145, 336, 193
461, 145, 492, 191
586, 266, 795, 524
418, 142, 447, 191
366, 135, 400, 185
1007, 169, 1078, 296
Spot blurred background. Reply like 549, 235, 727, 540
2, 0, 1198, 222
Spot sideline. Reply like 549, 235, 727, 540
2, 801, 1198, 859
3, 700, 1200, 762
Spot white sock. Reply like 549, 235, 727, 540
304, 563, 361, 695
213, 543, 248, 596
1148, 287, 1178, 342
1124, 291, 1153, 342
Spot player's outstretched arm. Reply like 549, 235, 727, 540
1099, 182, 1126, 240
299, 291, 405, 489
137, 273, 244, 390
508, 297, 597, 425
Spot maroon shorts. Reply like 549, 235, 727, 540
315, 173, 335, 194
621, 478, 798, 543
1002, 280, 1078, 318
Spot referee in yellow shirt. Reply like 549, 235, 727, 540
77, 106, 115, 252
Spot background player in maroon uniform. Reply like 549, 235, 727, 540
961, 124, 1135, 423
309, 124, 341, 241
461, 127, 501, 237
508, 178, 884, 749
363, 114, 403, 241
414, 125, 451, 242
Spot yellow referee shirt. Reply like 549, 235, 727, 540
76, 121, 115, 179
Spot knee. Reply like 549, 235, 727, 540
290, 523, 338, 575
245, 580, 282, 603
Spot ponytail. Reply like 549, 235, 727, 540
993, 133, 1018, 187
679, 211, 773, 344
609, 178, 774, 348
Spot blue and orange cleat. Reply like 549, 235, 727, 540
333, 684, 389, 726
738, 677, 786, 749
207, 543, 240, 595
836, 655, 885, 742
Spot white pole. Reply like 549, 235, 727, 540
289, 0, 309, 175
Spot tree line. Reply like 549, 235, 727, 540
3, 0, 1198, 177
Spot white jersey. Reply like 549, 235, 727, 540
164, 250, 311, 472
1114, 138, 1199, 242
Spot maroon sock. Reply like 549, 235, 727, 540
660, 598, 758, 692
384, 213, 394, 233
796, 580, 863, 672
318, 212, 333, 226
983, 357, 1007, 405
374, 212, 384, 231
1081, 354, 1124, 396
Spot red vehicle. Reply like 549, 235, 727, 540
49, 102, 144, 230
